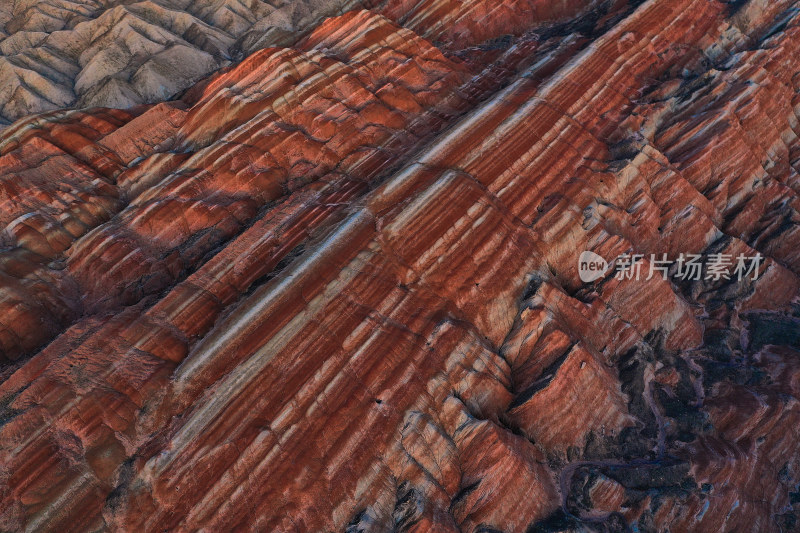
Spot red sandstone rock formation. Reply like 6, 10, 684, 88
1, 0, 800, 531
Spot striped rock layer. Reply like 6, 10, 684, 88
1, 0, 800, 532
0, 0, 597, 124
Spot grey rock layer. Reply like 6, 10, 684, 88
0, 0, 368, 124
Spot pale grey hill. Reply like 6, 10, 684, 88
0, 0, 367, 124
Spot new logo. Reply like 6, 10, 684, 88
578, 251, 609, 283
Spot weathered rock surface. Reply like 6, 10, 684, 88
1, 0, 800, 531
0, 0, 600, 125
0, 0, 367, 124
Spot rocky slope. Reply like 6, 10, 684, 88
0, 0, 598, 125
0, 0, 365, 124
1, 0, 800, 531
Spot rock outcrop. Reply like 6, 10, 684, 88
0, 0, 366, 124
1, 0, 800, 531
0, 0, 600, 125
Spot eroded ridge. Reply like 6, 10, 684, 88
1, 0, 800, 531
0, 0, 601, 124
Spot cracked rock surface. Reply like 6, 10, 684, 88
1, 0, 800, 531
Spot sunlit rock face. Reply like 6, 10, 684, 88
1, 0, 800, 531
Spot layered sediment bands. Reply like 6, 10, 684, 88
69, 10, 478, 313
382, 0, 603, 48
0, 0, 377, 124
0, 102, 192, 360
0, 0, 602, 124
2, 0, 800, 531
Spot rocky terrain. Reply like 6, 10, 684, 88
0, 0, 366, 124
0, 0, 599, 125
1, 0, 800, 531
